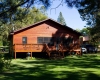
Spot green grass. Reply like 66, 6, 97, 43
0, 54, 100, 80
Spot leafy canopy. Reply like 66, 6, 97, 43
0, 6, 47, 46
0, 0, 100, 43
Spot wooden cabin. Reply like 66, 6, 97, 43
9, 18, 82, 59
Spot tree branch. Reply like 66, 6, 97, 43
50, 0, 63, 14
0, 0, 31, 17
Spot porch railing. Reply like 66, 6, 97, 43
13, 44, 44, 52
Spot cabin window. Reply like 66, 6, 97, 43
37, 37, 54, 44
44, 37, 49, 43
22, 37, 27, 44
37, 37, 43, 43
48, 37, 55, 46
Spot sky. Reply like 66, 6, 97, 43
46, 0, 86, 30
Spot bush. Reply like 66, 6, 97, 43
0, 53, 12, 72
0, 54, 5, 71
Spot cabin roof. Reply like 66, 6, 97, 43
10, 18, 81, 35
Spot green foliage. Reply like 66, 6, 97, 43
81, 28, 90, 36
57, 12, 66, 25
65, 0, 100, 32
0, 6, 47, 46
1, 54, 100, 80
76, 27, 90, 36
77, 27, 100, 46
76, 0, 99, 26
76, 1, 100, 45
0, 0, 99, 26
0, 1, 48, 45
75, 29, 81, 32
0, 0, 100, 46
0, 36, 3, 46
0, 42, 2, 46
0, 0, 50, 20
0, 53, 12, 72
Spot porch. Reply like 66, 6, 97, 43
13, 43, 81, 59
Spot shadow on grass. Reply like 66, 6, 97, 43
0, 55, 100, 80
1, 68, 100, 80
20, 55, 100, 69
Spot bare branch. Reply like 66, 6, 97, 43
50, 0, 64, 14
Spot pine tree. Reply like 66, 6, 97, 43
57, 12, 66, 25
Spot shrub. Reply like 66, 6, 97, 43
0, 53, 12, 72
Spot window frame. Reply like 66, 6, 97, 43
37, 37, 43, 44
37, 37, 54, 44
22, 37, 27, 44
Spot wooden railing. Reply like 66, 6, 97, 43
13, 44, 44, 52
59, 43, 81, 55
13, 43, 81, 56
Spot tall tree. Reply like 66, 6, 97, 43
0, 0, 100, 26
57, 12, 66, 25
0, 0, 100, 44
0, 6, 48, 46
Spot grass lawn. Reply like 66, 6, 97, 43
0, 54, 100, 80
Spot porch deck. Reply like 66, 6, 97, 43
13, 43, 81, 59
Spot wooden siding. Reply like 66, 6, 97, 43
13, 23, 79, 45
12, 20, 80, 54
10, 19, 82, 59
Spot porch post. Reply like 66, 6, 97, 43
62, 52, 64, 57
15, 52, 16, 59
31, 52, 32, 59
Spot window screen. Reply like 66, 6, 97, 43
44, 37, 49, 43
37, 37, 43, 43
22, 37, 27, 44
37, 37, 53, 44
47, 37, 54, 46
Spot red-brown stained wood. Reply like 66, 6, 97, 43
11, 19, 81, 53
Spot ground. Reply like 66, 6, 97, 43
0, 54, 100, 80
